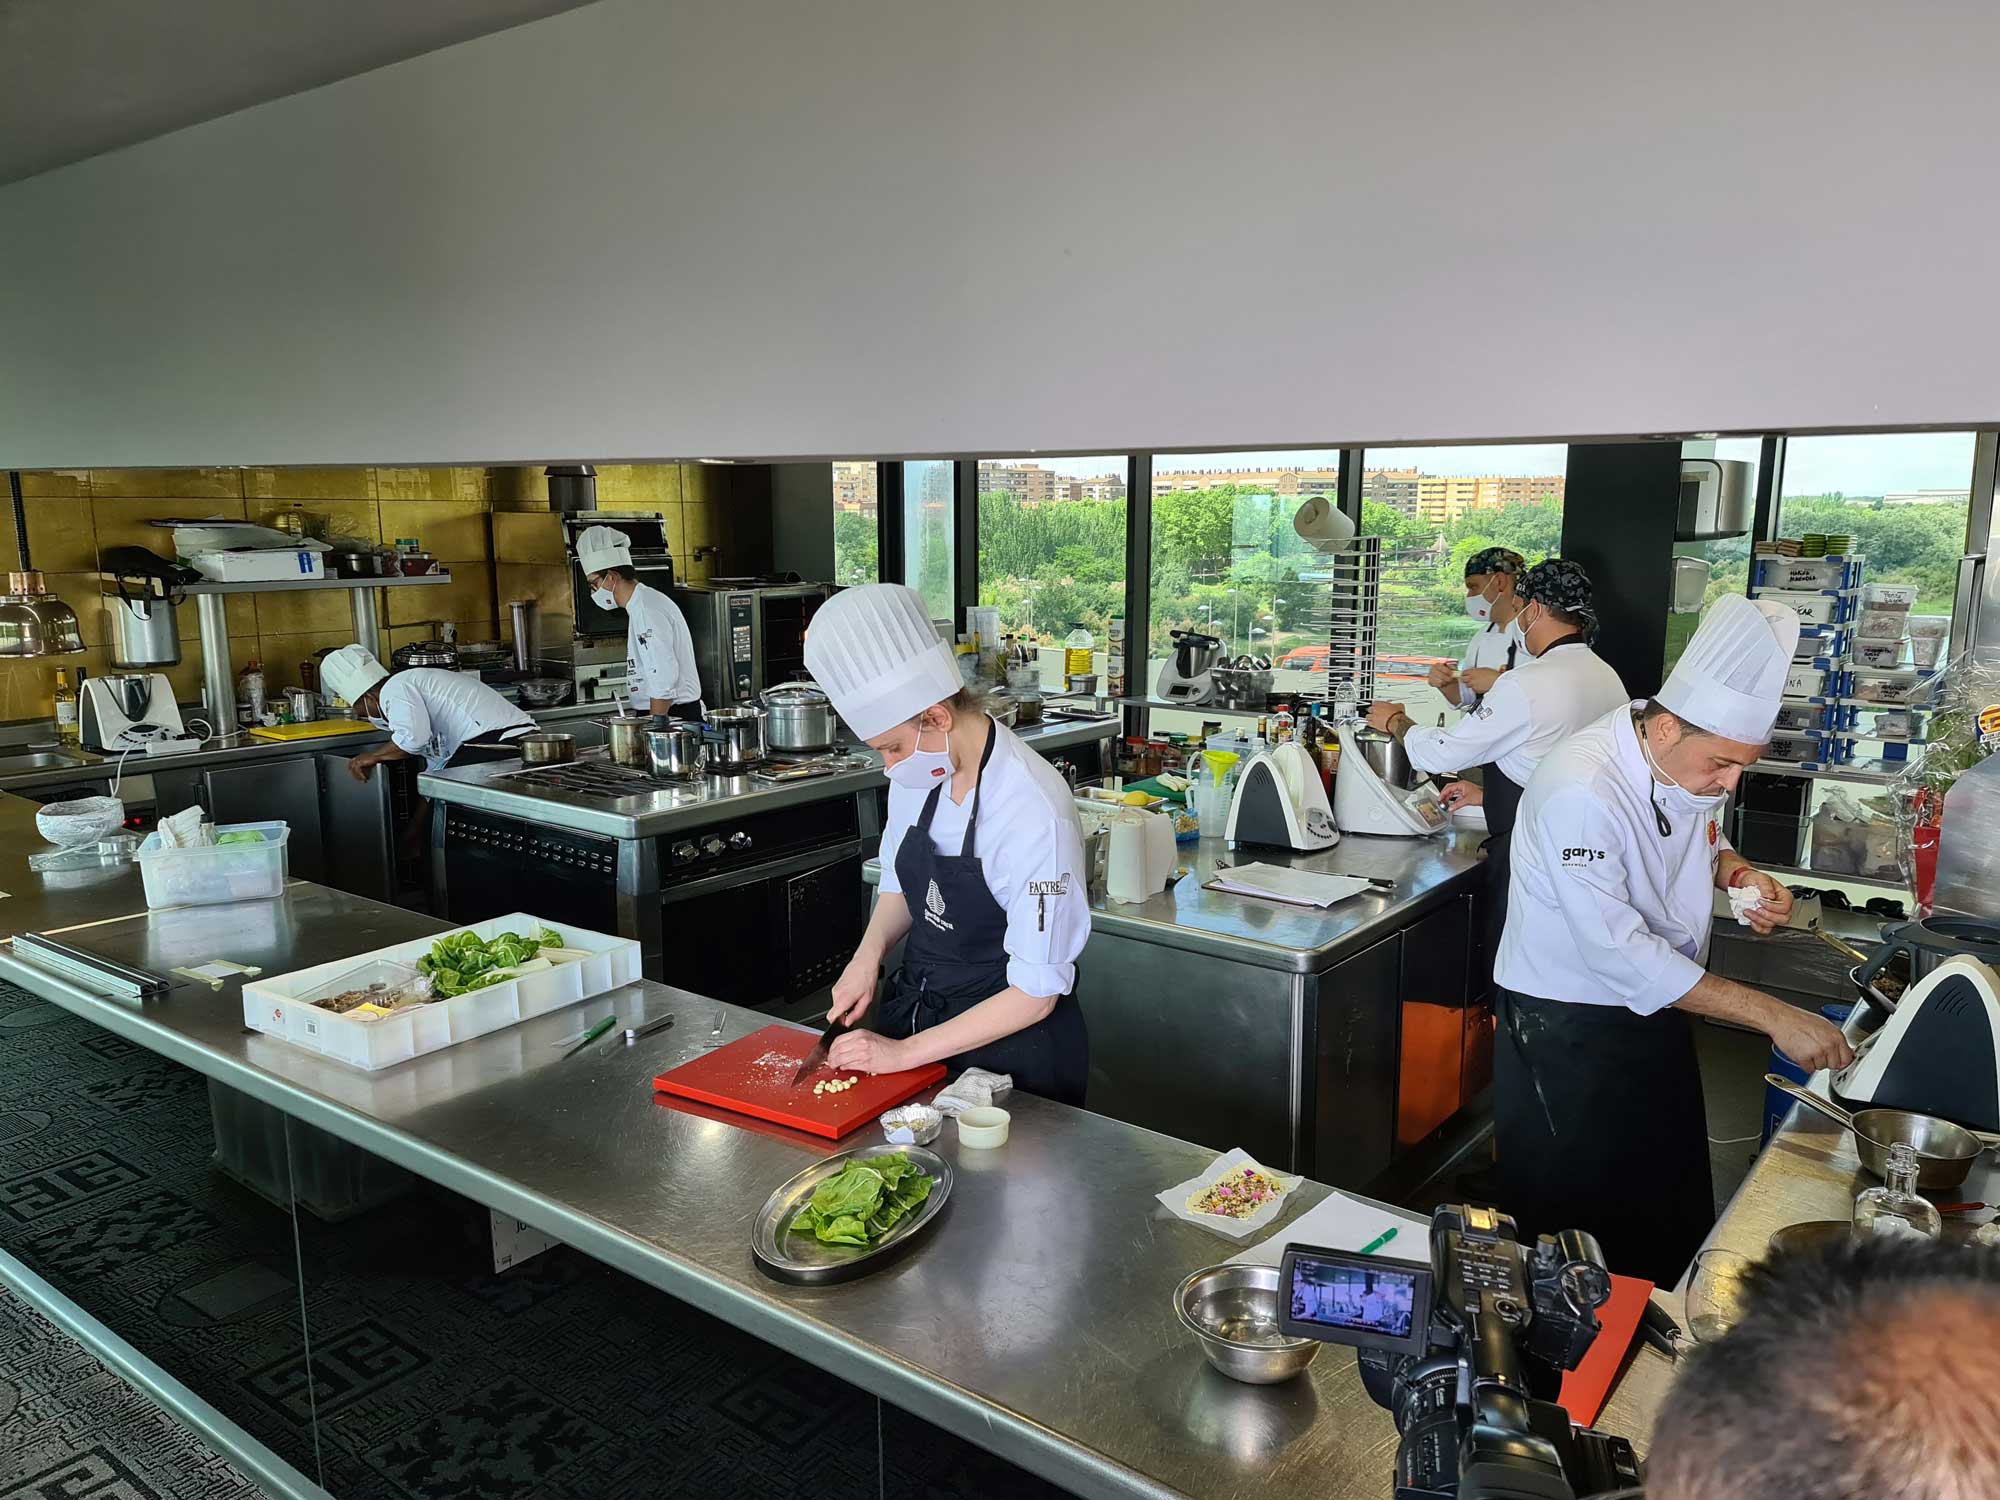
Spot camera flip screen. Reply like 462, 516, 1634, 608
1277, 1244, 1433, 1356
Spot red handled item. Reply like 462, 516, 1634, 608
653, 1024, 945, 1140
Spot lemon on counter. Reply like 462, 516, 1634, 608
1120, 789, 1154, 806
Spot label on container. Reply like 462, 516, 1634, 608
1979, 704, 2000, 754
54, 701, 77, 726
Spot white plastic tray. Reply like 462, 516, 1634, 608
241, 912, 639, 1070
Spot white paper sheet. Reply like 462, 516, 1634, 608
1226, 1190, 1431, 1267
1156, 1147, 1305, 1241
1206, 862, 1372, 909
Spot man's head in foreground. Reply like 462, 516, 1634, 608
1648, 1236, 2000, 1500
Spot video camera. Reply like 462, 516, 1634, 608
1277, 1204, 1641, 1499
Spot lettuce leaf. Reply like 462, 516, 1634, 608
787, 1158, 931, 1247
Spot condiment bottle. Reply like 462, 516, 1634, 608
52, 666, 80, 745
1853, 1142, 1941, 1242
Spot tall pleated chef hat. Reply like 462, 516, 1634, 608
1656, 594, 1801, 742
320, 644, 390, 708
574, 524, 633, 575
804, 583, 963, 740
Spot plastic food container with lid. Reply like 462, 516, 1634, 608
1907, 613, 1950, 642
1855, 609, 1910, 641
135, 821, 290, 908
1854, 639, 1908, 669
1754, 588, 1853, 626
1754, 556, 1853, 591
1911, 634, 1946, 669
1846, 668, 1929, 705
1861, 582, 1919, 611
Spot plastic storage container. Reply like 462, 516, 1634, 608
1853, 705, 1931, 740
1907, 613, 1950, 642
1846, 668, 1929, 705
1853, 639, 1908, 669
1855, 609, 1910, 641
1733, 810, 1807, 867
1911, 634, 1946, 669
1860, 582, 1919, 611
207, 1079, 412, 1219
135, 821, 290, 908
1782, 664, 1835, 699
242, 912, 640, 1070
1755, 588, 1854, 626
1772, 699, 1834, 734
1754, 556, 1855, 591
1765, 730, 1849, 766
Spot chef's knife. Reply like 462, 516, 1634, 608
791, 1019, 846, 1086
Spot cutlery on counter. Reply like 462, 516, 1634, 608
563, 1016, 617, 1058
608, 1015, 676, 1050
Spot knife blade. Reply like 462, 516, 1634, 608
791, 1019, 846, 1086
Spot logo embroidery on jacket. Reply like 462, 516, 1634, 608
923, 879, 954, 932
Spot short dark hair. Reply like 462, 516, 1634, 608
602, 565, 636, 584
1639, 698, 1713, 740
1648, 1237, 2000, 1500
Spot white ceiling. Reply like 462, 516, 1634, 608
0, 0, 599, 184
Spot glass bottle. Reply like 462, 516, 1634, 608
1853, 1142, 1942, 1243
52, 667, 80, 745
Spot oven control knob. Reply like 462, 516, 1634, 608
700, 836, 726, 858
728, 831, 752, 851
672, 840, 699, 865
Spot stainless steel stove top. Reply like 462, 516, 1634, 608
502, 761, 666, 795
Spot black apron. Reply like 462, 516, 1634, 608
1475, 632, 1563, 961
441, 724, 535, 769
1493, 989, 1714, 1287
878, 724, 1089, 1106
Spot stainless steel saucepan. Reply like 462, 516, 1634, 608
600, 713, 652, 768
1765, 1074, 1992, 1192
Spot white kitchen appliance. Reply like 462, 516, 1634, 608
1105, 807, 1178, 902
1155, 629, 1222, 705
1332, 722, 1448, 838
79, 671, 186, 751
1225, 742, 1338, 852
1834, 956, 2000, 1133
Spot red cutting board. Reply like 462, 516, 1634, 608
1557, 1272, 1652, 1426
652, 1024, 946, 1140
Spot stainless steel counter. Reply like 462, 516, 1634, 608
0, 700, 603, 795
869, 830, 1484, 976
417, 714, 1120, 840
0, 863, 1448, 1500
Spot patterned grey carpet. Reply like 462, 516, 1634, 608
0, 982, 1076, 1499
0, 1286, 272, 1500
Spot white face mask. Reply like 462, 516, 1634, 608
590, 586, 618, 611
886, 725, 954, 791
1638, 723, 1726, 834
1464, 585, 1493, 623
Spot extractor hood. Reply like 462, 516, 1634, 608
1675, 458, 1754, 541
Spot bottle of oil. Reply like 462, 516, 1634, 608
1063, 623, 1094, 692
52, 666, 80, 745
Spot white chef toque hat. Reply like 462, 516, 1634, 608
803, 584, 963, 740
320, 644, 390, 708
574, 525, 633, 575
1656, 594, 1801, 742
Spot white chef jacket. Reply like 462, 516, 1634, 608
623, 582, 703, 711
1402, 641, 1629, 788
878, 719, 1091, 998
373, 669, 533, 770
1495, 702, 1730, 1016
1453, 620, 1520, 709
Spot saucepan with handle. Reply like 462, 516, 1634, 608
1764, 1074, 1992, 1192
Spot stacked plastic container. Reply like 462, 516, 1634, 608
1842, 581, 1941, 765
1750, 553, 1861, 770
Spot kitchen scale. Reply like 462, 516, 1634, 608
1224, 742, 1338, 852
1332, 721, 1448, 837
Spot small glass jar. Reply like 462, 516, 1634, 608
1853, 1142, 1942, 1243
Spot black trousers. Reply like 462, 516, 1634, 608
441, 730, 532, 769
1493, 989, 1715, 1287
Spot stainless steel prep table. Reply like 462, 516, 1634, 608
0, 820, 1508, 1500
865, 833, 1490, 1189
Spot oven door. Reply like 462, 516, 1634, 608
753, 587, 829, 693
660, 842, 866, 1010
571, 552, 676, 640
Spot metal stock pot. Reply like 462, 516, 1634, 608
707, 707, 768, 769
761, 682, 836, 753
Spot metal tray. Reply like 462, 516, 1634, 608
751, 1144, 953, 1285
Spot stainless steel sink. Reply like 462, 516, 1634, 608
0, 750, 96, 773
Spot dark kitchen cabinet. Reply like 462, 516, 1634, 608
1397, 895, 1473, 1151
1311, 931, 1401, 1188
315, 751, 396, 902
200, 758, 326, 881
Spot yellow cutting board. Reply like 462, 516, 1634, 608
247, 719, 378, 741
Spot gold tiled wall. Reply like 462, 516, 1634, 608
1, 462, 751, 726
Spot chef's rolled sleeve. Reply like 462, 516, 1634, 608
381, 686, 433, 758
1531, 785, 1707, 1015
1000, 822, 1090, 998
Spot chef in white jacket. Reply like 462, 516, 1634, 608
1491, 595, 1854, 1284
574, 525, 704, 718
806, 584, 1092, 1104
1427, 547, 1526, 710
322, 645, 534, 779
1365, 559, 1628, 956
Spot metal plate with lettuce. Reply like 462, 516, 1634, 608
751, 1145, 953, 1285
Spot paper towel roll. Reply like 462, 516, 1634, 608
1293, 496, 1355, 552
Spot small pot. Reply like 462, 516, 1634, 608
601, 714, 652, 768
645, 724, 706, 779
1765, 1075, 1991, 1192
761, 682, 836, 753
284, 686, 322, 722
518, 732, 576, 766
707, 706, 767, 769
